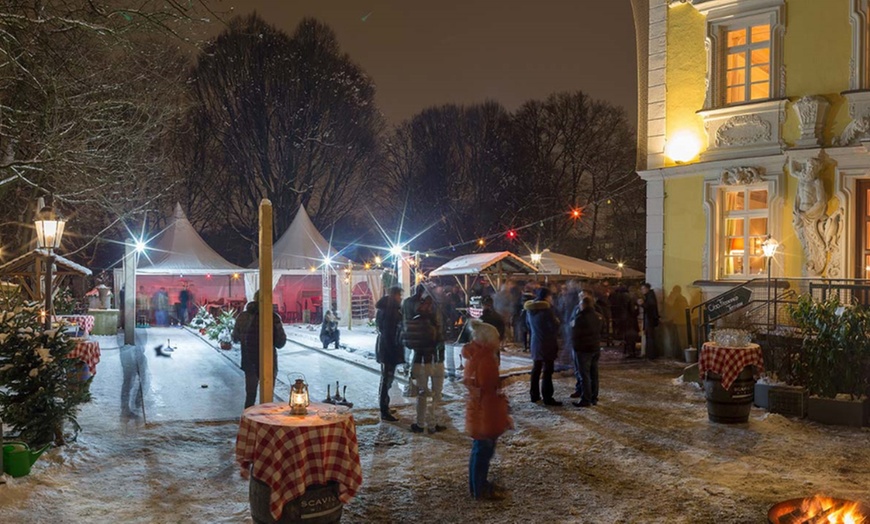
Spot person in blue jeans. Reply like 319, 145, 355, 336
462, 321, 512, 500
572, 296, 603, 407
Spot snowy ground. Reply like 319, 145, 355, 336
1, 329, 869, 523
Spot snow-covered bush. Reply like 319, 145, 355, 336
190, 306, 215, 330
0, 292, 91, 447
207, 309, 236, 344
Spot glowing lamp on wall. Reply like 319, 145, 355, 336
665, 131, 702, 163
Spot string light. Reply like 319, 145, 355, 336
477, 238, 485, 247
571, 208, 584, 220
506, 230, 517, 240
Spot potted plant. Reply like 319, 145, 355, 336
207, 309, 236, 350
788, 295, 870, 427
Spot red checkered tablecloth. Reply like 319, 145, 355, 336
699, 342, 764, 390
68, 339, 101, 376
235, 402, 363, 521
56, 315, 95, 336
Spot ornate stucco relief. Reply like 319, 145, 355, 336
791, 96, 829, 148
788, 156, 843, 277
719, 167, 765, 185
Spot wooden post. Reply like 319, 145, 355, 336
258, 200, 274, 404
124, 240, 136, 345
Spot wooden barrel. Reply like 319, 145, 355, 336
250, 478, 343, 524
704, 368, 755, 424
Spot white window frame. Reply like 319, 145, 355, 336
850, 0, 870, 90
697, 0, 786, 111
703, 166, 783, 282
719, 184, 771, 278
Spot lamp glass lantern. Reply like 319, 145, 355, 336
530, 252, 542, 265
761, 236, 779, 259
289, 378, 310, 416
34, 206, 66, 250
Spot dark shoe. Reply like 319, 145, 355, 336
572, 400, 592, 407
381, 413, 399, 422
410, 423, 424, 433
569, 391, 582, 399
530, 398, 541, 404
435, 425, 447, 432
543, 399, 563, 407
334, 343, 340, 349
591, 399, 598, 405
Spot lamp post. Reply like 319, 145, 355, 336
761, 235, 779, 333
34, 205, 66, 331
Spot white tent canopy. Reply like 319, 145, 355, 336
137, 203, 247, 276
526, 250, 621, 279
429, 251, 538, 277
595, 259, 645, 279
268, 205, 348, 272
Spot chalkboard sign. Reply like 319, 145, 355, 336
703, 287, 752, 323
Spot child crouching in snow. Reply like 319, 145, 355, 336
462, 320, 513, 500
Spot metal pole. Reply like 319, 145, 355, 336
44, 250, 53, 331
258, 200, 274, 404
347, 262, 353, 331
124, 241, 137, 345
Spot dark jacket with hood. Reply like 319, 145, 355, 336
375, 295, 404, 365
524, 298, 560, 361
572, 307, 603, 353
232, 301, 287, 373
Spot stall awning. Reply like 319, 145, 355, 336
429, 251, 538, 277
594, 259, 645, 279
526, 250, 621, 279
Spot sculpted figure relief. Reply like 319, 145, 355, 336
789, 156, 842, 276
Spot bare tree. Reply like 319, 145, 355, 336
0, 0, 211, 263
186, 15, 383, 257
509, 92, 640, 260
380, 101, 514, 251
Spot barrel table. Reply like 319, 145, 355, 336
235, 402, 362, 524
699, 342, 764, 424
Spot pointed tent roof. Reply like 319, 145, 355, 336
137, 203, 246, 275
271, 205, 347, 271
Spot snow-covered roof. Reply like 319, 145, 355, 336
0, 248, 92, 276
429, 251, 538, 277
137, 203, 247, 276
267, 205, 348, 271
594, 259, 645, 279
525, 250, 621, 279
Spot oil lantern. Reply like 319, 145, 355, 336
289, 378, 310, 416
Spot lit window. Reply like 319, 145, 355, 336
721, 187, 769, 278
724, 24, 771, 105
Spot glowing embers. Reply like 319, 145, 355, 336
768, 496, 869, 524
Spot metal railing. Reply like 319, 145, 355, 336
686, 277, 870, 348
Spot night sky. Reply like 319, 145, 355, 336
221, 0, 638, 125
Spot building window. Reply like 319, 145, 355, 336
696, 0, 785, 111
724, 24, 771, 105
721, 186, 769, 278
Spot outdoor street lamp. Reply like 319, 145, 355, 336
34, 205, 66, 330
530, 252, 542, 266
762, 235, 779, 333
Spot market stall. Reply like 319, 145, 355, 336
525, 249, 621, 280
429, 251, 538, 304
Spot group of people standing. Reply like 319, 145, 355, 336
134, 284, 195, 327
374, 284, 448, 434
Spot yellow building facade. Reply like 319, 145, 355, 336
636, 0, 870, 357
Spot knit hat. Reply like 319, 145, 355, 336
470, 320, 500, 347
535, 288, 550, 301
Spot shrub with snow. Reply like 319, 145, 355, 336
0, 292, 91, 447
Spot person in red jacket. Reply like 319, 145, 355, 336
462, 320, 513, 500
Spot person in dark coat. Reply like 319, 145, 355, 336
376, 286, 404, 421
232, 290, 287, 409
524, 288, 562, 406
478, 295, 505, 342
640, 282, 660, 359
320, 310, 340, 349
571, 296, 603, 407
